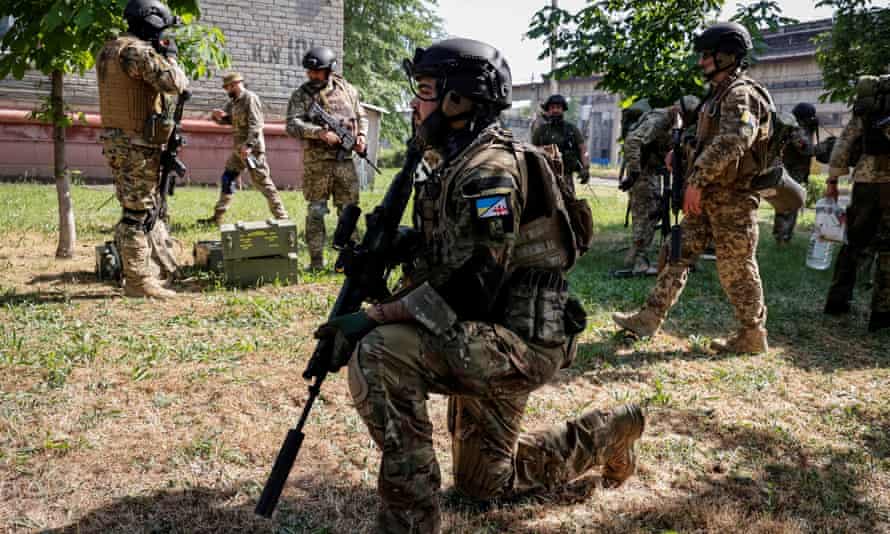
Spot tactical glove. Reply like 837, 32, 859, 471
311, 311, 378, 374
619, 171, 640, 192
578, 167, 591, 184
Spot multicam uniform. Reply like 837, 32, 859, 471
773, 126, 814, 242
97, 33, 188, 294
531, 116, 586, 177
210, 88, 288, 221
348, 125, 642, 534
825, 114, 890, 329
285, 73, 368, 263
641, 73, 771, 336
622, 108, 673, 269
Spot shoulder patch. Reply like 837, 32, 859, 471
475, 195, 511, 218
461, 175, 515, 198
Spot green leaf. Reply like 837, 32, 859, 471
73, 7, 96, 30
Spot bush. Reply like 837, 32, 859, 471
807, 175, 826, 208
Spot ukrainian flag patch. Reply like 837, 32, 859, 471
475, 195, 510, 218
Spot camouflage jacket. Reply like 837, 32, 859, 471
213, 88, 266, 153
285, 73, 368, 162
623, 108, 672, 175
782, 127, 814, 182
829, 115, 890, 184
688, 72, 772, 195
530, 116, 585, 172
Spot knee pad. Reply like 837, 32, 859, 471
307, 201, 329, 222
221, 170, 239, 195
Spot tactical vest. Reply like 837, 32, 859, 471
695, 74, 772, 187
304, 74, 357, 154
535, 120, 581, 172
97, 36, 161, 138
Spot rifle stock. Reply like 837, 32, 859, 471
255, 142, 424, 518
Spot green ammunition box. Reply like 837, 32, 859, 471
223, 252, 300, 286
221, 219, 298, 260
193, 240, 224, 273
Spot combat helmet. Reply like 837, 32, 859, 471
792, 102, 818, 129
542, 94, 569, 111
124, 0, 179, 41
694, 22, 753, 77
404, 38, 512, 111
303, 46, 337, 71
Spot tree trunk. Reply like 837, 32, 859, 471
52, 70, 76, 259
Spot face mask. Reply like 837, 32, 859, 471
412, 107, 450, 150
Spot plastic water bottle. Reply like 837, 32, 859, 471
806, 198, 843, 270
806, 234, 834, 270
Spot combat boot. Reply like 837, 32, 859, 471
612, 308, 663, 337
868, 312, 890, 332
124, 278, 177, 299
711, 327, 768, 354
196, 210, 224, 226
623, 246, 638, 268
599, 403, 646, 487
308, 254, 325, 272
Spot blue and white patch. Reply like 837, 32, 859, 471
475, 195, 511, 219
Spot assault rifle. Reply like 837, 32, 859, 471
308, 101, 380, 174
146, 89, 191, 232
669, 113, 685, 262
255, 142, 424, 518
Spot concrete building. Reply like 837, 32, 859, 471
509, 17, 846, 167
0, 1, 382, 187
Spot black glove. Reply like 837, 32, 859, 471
619, 171, 640, 192
309, 311, 378, 375
578, 166, 591, 184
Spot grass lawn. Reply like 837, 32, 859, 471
0, 176, 888, 533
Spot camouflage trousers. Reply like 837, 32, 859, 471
303, 158, 360, 258
772, 209, 799, 243
349, 322, 622, 534
103, 131, 178, 283
643, 193, 766, 330
213, 151, 288, 219
629, 173, 661, 262
826, 182, 890, 315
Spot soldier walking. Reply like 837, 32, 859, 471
531, 94, 591, 184
824, 79, 890, 332
619, 96, 699, 274
286, 46, 368, 271
96, 0, 188, 298
613, 22, 772, 354
198, 72, 288, 225
314, 39, 644, 534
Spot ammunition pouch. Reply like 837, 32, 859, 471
502, 268, 569, 347
143, 112, 174, 145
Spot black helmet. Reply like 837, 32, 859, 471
791, 102, 816, 123
302, 46, 337, 71
124, 0, 179, 41
404, 38, 512, 111
542, 94, 568, 111
694, 22, 753, 58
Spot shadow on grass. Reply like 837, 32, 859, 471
0, 290, 115, 306
27, 270, 98, 286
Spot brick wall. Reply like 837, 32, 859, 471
0, 0, 344, 120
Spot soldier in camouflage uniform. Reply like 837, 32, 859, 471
531, 94, 591, 184
285, 46, 368, 270
197, 72, 288, 225
614, 22, 772, 354
620, 96, 699, 273
773, 102, 817, 243
97, 0, 188, 299
314, 39, 644, 534
824, 77, 890, 332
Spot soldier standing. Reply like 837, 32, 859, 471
531, 94, 591, 184
823, 79, 890, 332
96, 0, 188, 298
314, 39, 644, 534
613, 22, 772, 354
197, 72, 288, 225
286, 46, 368, 271
773, 102, 817, 244
619, 96, 699, 274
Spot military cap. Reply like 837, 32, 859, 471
222, 72, 244, 86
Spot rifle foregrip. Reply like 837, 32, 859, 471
255, 429, 304, 517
